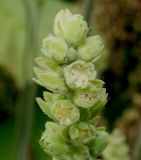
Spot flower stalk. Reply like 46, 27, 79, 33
33, 9, 109, 160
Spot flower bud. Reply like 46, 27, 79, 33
33, 68, 67, 93
54, 9, 88, 46
63, 60, 96, 89
40, 122, 69, 156
88, 131, 109, 158
78, 36, 104, 61
42, 34, 69, 64
51, 100, 80, 125
69, 122, 96, 144
54, 9, 72, 37
35, 57, 59, 72
73, 80, 105, 108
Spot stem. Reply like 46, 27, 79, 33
12, 0, 42, 159
83, 0, 96, 26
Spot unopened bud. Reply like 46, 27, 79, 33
88, 131, 109, 158
42, 34, 68, 64
78, 36, 104, 61
40, 122, 69, 156
54, 9, 88, 46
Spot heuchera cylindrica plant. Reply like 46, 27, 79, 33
33, 9, 109, 160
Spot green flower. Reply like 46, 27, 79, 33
78, 36, 104, 61
34, 57, 59, 71
36, 93, 83, 125
54, 9, 88, 46
40, 122, 69, 156
51, 100, 80, 125
64, 60, 96, 89
36, 92, 66, 119
33, 65, 67, 93
73, 79, 106, 108
88, 131, 109, 158
69, 122, 96, 144
42, 34, 68, 64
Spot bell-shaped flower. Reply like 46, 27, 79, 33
69, 122, 96, 144
54, 9, 88, 46
64, 60, 96, 89
40, 122, 69, 156
88, 131, 109, 158
78, 36, 104, 61
42, 34, 69, 64
73, 79, 105, 108
51, 100, 80, 125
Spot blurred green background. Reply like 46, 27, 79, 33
0, 0, 141, 160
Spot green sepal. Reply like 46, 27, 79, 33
88, 131, 109, 158
36, 98, 53, 119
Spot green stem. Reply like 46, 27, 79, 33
83, 0, 96, 26
12, 0, 42, 159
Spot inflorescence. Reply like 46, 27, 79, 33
33, 9, 109, 160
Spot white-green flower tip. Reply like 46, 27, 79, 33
33, 8, 109, 160
64, 60, 97, 89
54, 9, 88, 46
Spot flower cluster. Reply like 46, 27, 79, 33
33, 9, 109, 160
